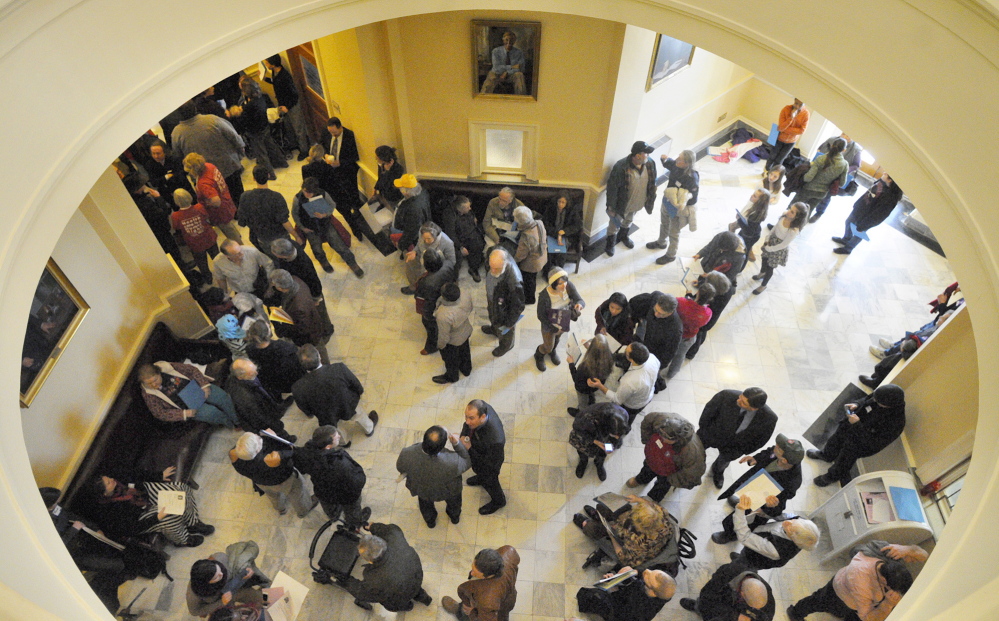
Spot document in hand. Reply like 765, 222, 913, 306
567, 333, 583, 362
158, 490, 186, 516
269, 571, 310, 621
595, 568, 638, 591
548, 308, 572, 332
679, 256, 704, 292
177, 380, 207, 410
733, 469, 784, 511
547, 235, 567, 254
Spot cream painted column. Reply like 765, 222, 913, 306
84, 168, 211, 338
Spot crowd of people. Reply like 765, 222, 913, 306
45, 82, 946, 621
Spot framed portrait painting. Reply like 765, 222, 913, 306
20, 259, 89, 407
472, 20, 541, 100
646, 34, 695, 91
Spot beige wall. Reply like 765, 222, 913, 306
393, 11, 624, 187
892, 305, 978, 469
21, 169, 210, 489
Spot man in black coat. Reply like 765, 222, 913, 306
460, 399, 506, 515
630, 291, 682, 391
224, 359, 295, 442
294, 425, 370, 529
317, 116, 367, 241
245, 323, 304, 397
697, 387, 778, 489
347, 522, 433, 611
832, 173, 904, 254
237, 165, 302, 255
230, 431, 316, 517
712, 434, 805, 544
291, 344, 378, 441
680, 561, 775, 621
482, 247, 526, 357
809, 384, 906, 487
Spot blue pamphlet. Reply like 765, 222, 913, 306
547, 235, 567, 254
767, 123, 779, 146
177, 380, 206, 410
889, 486, 924, 522
305, 195, 335, 218
849, 222, 870, 241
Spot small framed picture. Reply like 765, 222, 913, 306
20, 259, 90, 407
472, 20, 541, 100
646, 34, 695, 91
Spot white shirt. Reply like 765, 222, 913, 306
605, 354, 660, 410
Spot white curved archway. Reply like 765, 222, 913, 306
1, 1, 997, 619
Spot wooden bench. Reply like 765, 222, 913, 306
419, 178, 586, 273
62, 322, 231, 531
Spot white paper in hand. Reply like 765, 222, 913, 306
269, 571, 310, 621
158, 490, 186, 516
733, 470, 783, 511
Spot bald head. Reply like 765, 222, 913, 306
231, 358, 258, 380
740, 577, 769, 610
488, 248, 507, 275
643, 569, 676, 601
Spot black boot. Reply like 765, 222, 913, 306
605, 236, 615, 257
617, 227, 634, 249
594, 456, 607, 481
575, 454, 588, 478
534, 347, 547, 372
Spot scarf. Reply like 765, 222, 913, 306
216, 313, 246, 340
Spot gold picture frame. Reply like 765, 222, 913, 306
472, 20, 542, 100
646, 34, 695, 92
20, 259, 90, 407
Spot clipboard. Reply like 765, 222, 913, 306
547, 235, 567, 254
177, 380, 206, 410
268, 306, 294, 325
157, 490, 186, 516
567, 333, 583, 361
678, 256, 704, 292
735, 208, 749, 228
732, 469, 784, 511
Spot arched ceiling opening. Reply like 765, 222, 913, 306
2, 1, 998, 619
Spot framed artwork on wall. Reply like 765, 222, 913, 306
646, 34, 695, 91
472, 20, 541, 100
20, 259, 89, 407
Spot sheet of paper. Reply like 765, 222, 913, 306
889, 486, 924, 522
157, 490, 186, 516
733, 469, 784, 511
678, 256, 704, 292
567, 333, 582, 362
268, 571, 310, 621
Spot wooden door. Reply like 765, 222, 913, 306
286, 43, 329, 144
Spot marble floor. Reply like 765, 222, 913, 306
116, 151, 955, 620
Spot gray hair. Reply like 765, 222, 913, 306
499, 187, 515, 197
652, 292, 678, 314
787, 518, 820, 551
270, 238, 296, 259
678, 149, 698, 174
232, 292, 260, 313
269, 269, 294, 290
402, 183, 423, 197
234, 432, 263, 460
173, 188, 193, 208
358, 533, 387, 563
702, 271, 731, 296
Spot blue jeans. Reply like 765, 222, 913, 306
194, 384, 239, 427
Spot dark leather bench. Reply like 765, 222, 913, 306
419, 178, 586, 272
62, 322, 231, 529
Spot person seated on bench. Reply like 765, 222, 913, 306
92, 466, 214, 548
187, 540, 271, 618
138, 361, 239, 427
573, 495, 673, 569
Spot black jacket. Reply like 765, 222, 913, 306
697, 561, 775, 621
460, 402, 505, 476
850, 178, 905, 232
374, 161, 405, 202
318, 127, 360, 205
396, 191, 432, 252
453, 211, 486, 255
631, 293, 682, 367
247, 338, 304, 396
274, 248, 323, 299
486, 262, 526, 329
606, 156, 657, 215
696, 233, 745, 287
264, 67, 299, 109
661, 158, 700, 205
740, 517, 803, 570
291, 363, 363, 428
718, 447, 802, 517
294, 441, 365, 505
844, 393, 906, 454
349, 523, 424, 611
542, 200, 583, 247
223, 375, 285, 435
301, 161, 338, 198
231, 436, 295, 488
697, 389, 777, 457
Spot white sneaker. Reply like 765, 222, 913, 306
878, 338, 893, 349
869, 346, 886, 359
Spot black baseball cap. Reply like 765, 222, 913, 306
631, 140, 655, 155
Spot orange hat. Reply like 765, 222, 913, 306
394, 174, 418, 189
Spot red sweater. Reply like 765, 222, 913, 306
170, 204, 217, 252
676, 297, 712, 339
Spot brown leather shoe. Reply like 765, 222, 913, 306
626, 477, 641, 488
441, 596, 461, 616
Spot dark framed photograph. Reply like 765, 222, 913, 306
472, 20, 541, 100
646, 34, 695, 91
20, 259, 90, 407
